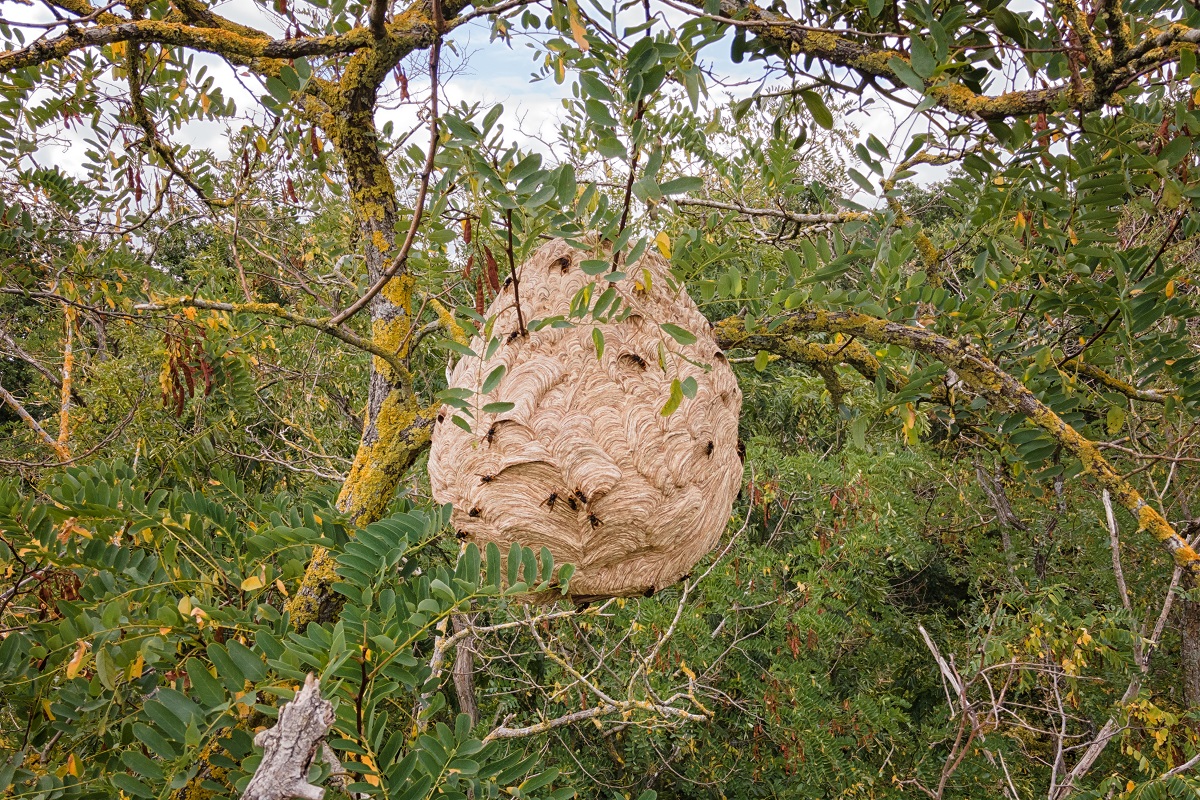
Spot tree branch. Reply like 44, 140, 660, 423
672, 0, 1200, 120
673, 197, 868, 226
0, 378, 70, 461
134, 297, 412, 385
243, 674, 334, 800
715, 310, 1200, 572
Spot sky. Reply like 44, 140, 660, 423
9, 0, 955, 197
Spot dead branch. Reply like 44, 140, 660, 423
243, 674, 335, 800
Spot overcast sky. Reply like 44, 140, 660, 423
12, 0, 953, 195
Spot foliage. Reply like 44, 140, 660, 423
0, 461, 574, 798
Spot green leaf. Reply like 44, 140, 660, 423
481, 402, 515, 413
121, 751, 164, 782
754, 351, 770, 372
186, 659, 225, 707
992, 7, 1027, 46
1106, 405, 1126, 435
783, 250, 803, 279
661, 379, 683, 416
437, 339, 478, 358
887, 57, 926, 91
225, 640, 266, 681
592, 327, 605, 359
847, 168, 875, 195
520, 768, 560, 793
580, 73, 615, 102
1181, 47, 1196, 77
660, 323, 697, 346
264, 76, 292, 104
111, 774, 154, 798
507, 541, 521, 587
482, 365, 507, 394
659, 176, 704, 195
486, 542, 502, 589
584, 98, 618, 127
799, 90, 833, 130
557, 563, 575, 593
909, 38, 936, 79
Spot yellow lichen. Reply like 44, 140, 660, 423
428, 296, 467, 345
284, 545, 343, 629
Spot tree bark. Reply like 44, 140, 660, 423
1182, 573, 1200, 709
242, 674, 334, 800
286, 79, 437, 628
451, 614, 479, 725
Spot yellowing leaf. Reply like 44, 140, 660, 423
655, 231, 672, 258
65, 640, 88, 679
1166, 280, 1175, 298
567, 0, 590, 52
129, 652, 145, 679
67, 753, 81, 777
240, 575, 264, 592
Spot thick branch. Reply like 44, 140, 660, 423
716, 310, 1199, 572
676, 0, 1200, 120
0, 379, 70, 461
0, 19, 374, 72
1070, 361, 1172, 404
243, 674, 334, 800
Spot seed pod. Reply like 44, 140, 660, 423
484, 246, 500, 293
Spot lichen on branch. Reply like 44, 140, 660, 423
716, 310, 1200, 571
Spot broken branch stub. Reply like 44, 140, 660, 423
243, 673, 335, 800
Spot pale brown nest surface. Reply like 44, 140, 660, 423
428, 238, 743, 599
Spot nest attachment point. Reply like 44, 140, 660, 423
428, 238, 743, 600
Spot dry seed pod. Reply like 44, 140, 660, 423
429, 238, 742, 600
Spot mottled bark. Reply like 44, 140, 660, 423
1183, 574, 1200, 709
242, 674, 334, 800
715, 310, 1200, 575
451, 614, 479, 725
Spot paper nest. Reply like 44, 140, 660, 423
429, 238, 743, 599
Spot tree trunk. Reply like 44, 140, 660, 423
1182, 573, 1200, 709
286, 94, 435, 628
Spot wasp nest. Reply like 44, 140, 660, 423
428, 238, 742, 599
